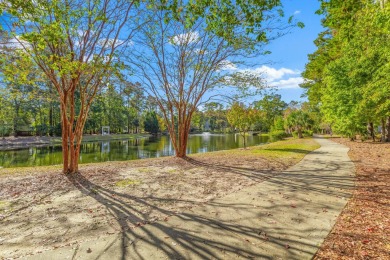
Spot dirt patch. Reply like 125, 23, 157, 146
0, 138, 318, 259
315, 138, 390, 259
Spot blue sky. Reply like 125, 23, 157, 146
259, 0, 324, 103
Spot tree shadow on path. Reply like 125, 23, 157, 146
63, 142, 356, 259
66, 165, 331, 260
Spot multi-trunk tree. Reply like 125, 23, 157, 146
128, 1, 295, 157
2, 0, 139, 173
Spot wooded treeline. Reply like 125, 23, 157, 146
0, 78, 318, 140
301, 0, 390, 141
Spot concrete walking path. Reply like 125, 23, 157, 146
25, 137, 355, 260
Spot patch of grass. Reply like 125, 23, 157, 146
165, 169, 183, 174
192, 137, 320, 162
0, 200, 10, 212
322, 134, 341, 139
0, 165, 62, 176
115, 178, 141, 187
250, 138, 320, 159
137, 167, 152, 173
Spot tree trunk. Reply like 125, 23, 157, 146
368, 122, 375, 142
387, 116, 390, 142
59, 92, 86, 174
242, 132, 247, 149
49, 105, 53, 136
60, 102, 69, 174
175, 120, 190, 158
381, 118, 386, 142
13, 101, 20, 137
297, 126, 303, 138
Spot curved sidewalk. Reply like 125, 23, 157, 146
26, 137, 355, 260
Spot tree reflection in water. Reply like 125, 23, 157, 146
0, 134, 269, 168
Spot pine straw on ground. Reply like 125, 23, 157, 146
315, 138, 390, 260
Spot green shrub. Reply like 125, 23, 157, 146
269, 130, 288, 141
0, 125, 12, 137
292, 131, 299, 138
303, 130, 313, 137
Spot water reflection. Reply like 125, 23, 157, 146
0, 134, 269, 168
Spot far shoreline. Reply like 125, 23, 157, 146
0, 133, 152, 151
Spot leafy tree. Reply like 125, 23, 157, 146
157, 115, 167, 133
128, 1, 296, 157
227, 102, 260, 148
190, 109, 205, 132
144, 111, 160, 134
0, 89, 13, 138
286, 110, 312, 139
122, 82, 144, 134
0, 33, 45, 136
2, 0, 138, 173
203, 103, 228, 132
101, 83, 126, 133
253, 93, 287, 132
302, 0, 390, 141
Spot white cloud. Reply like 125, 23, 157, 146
230, 65, 302, 89
171, 31, 199, 45
270, 77, 304, 89
240, 65, 299, 81
1, 36, 30, 51
294, 10, 301, 15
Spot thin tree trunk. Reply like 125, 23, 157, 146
386, 116, 390, 142
68, 92, 76, 173
381, 118, 386, 142
297, 126, 303, 138
13, 101, 19, 137
242, 132, 247, 149
368, 122, 375, 142
49, 105, 53, 136
60, 101, 69, 174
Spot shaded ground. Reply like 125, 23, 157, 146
315, 138, 390, 259
0, 138, 319, 259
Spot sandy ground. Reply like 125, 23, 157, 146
20, 137, 355, 260
0, 138, 319, 259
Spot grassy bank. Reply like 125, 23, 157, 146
193, 137, 320, 163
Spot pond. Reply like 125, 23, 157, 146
0, 133, 269, 168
